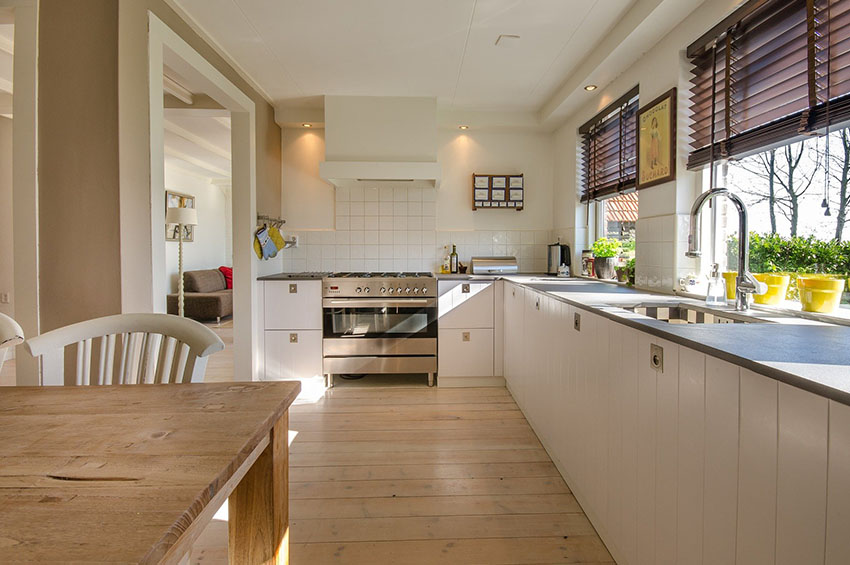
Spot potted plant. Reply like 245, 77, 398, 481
626, 257, 636, 286
592, 237, 621, 280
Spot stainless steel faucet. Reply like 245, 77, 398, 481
685, 187, 766, 311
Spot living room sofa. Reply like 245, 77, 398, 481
167, 269, 232, 322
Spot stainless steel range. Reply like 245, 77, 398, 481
322, 272, 437, 387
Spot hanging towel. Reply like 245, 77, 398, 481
268, 226, 286, 258
254, 226, 269, 260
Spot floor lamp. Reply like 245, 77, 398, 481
166, 206, 198, 317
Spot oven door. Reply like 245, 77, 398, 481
322, 298, 437, 341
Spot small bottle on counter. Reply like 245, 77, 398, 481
705, 263, 726, 306
440, 246, 451, 274
450, 244, 459, 274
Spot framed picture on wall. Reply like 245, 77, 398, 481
492, 176, 507, 189
636, 87, 676, 190
165, 190, 195, 242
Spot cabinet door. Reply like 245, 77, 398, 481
438, 281, 494, 329
503, 283, 524, 393
438, 328, 494, 377
263, 329, 322, 381
264, 280, 322, 330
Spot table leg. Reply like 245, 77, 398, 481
228, 413, 289, 564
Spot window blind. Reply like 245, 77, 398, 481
687, 0, 850, 169
580, 86, 640, 202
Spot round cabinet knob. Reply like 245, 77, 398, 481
355, 287, 362, 293
380, 287, 387, 294
364, 287, 371, 294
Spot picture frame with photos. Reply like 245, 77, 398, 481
472, 173, 523, 211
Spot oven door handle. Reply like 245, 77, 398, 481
323, 298, 436, 308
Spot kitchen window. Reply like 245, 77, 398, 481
688, 0, 850, 313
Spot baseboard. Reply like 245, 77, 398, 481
437, 375, 506, 388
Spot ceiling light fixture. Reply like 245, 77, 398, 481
459, 125, 469, 130
302, 123, 313, 128
584, 85, 597, 91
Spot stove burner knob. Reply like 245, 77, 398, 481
387, 287, 394, 294
355, 287, 362, 293
405, 287, 412, 294
421, 287, 428, 294
413, 287, 420, 294
364, 287, 371, 294
396, 286, 403, 294
380, 287, 387, 294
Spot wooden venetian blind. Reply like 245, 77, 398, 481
688, 0, 850, 169
580, 86, 640, 202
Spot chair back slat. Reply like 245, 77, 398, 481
155, 337, 176, 384
24, 314, 224, 387
0, 313, 24, 375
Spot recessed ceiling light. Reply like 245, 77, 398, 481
459, 125, 469, 130
302, 123, 313, 128
584, 85, 598, 91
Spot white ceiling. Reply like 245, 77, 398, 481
170, 0, 635, 111
163, 109, 232, 181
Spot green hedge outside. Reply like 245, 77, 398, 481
726, 233, 850, 302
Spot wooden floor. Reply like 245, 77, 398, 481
192, 382, 614, 564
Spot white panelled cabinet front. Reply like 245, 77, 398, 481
498, 284, 850, 565
438, 280, 495, 379
262, 280, 323, 381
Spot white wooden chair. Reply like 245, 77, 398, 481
25, 313, 225, 386
0, 312, 24, 375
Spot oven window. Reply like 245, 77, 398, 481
324, 307, 436, 338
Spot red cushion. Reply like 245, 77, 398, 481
219, 266, 233, 289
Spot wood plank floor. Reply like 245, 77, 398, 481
191, 383, 614, 564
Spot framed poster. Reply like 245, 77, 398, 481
491, 189, 506, 201
509, 189, 523, 201
509, 176, 523, 188
474, 188, 489, 201
492, 176, 507, 189
472, 174, 523, 210
636, 87, 676, 190
165, 190, 195, 242
474, 175, 489, 189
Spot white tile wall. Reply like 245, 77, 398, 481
278, 185, 551, 273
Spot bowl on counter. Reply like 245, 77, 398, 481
752, 273, 791, 305
797, 275, 846, 313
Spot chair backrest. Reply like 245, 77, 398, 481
25, 313, 225, 386
0, 312, 24, 374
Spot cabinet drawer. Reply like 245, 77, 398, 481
438, 281, 494, 329
438, 328, 494, 377
264, 280, 322, 330
263, 330, 322, 381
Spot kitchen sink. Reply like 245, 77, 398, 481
622, 302, 772, 325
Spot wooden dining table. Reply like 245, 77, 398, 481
0, 381, 300, 564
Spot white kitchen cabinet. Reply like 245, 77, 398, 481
263, 329, 322, 381
826, 400, 850, 564
502, 283, 525, 398
262, 280, 323, 383
263, 280, 322, 330
437, 280, 494, 329
437, 328, 493, 378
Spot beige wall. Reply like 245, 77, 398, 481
0, 116, 12, 318
30, 0, 281, 330
38, 0, 122, 331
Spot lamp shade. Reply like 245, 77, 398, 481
165, 206, 198, 225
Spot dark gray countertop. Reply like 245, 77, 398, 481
504, 276, 850, 406
258, 272, 327, 281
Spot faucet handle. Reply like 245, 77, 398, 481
738, 272, 767, 295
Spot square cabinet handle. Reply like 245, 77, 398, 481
289, 283, 297, 293
289, 333, 298, 343
462, 331, 471, 342
462, 283, 470, 293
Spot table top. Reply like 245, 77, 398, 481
0, 381, 300, 563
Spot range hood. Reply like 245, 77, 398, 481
319, 96, 441, 188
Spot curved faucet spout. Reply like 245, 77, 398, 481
685, 187, 764, 311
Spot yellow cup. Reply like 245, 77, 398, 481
722, 271, 737, 300
797, 275, 847, 313
752, 273, 791, 305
